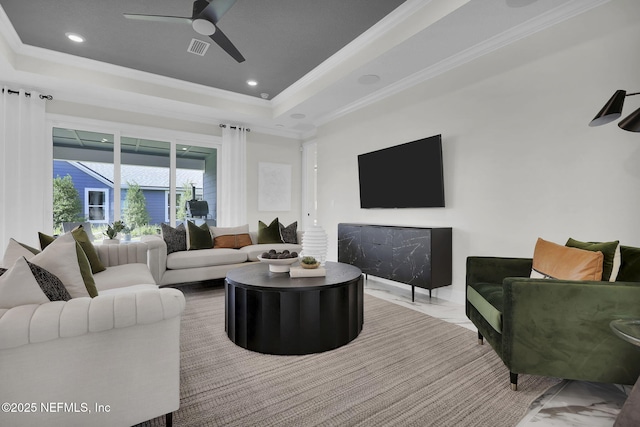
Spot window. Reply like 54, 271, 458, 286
52, 124, 219, 239
86, 188, 109, 223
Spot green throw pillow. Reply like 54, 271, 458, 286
258, 218, 283, 244
565, 238, 619, 281
75, 241, 98, 297
71, 226, 106, 274
186, 221, 213, 250
617, 246, 640, 282
38, 232, 56, 250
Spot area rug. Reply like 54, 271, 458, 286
148, 283, 560, 427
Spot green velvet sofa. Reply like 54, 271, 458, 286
466, 249, 640, 390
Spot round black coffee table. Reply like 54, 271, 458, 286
225, 261, 363, 355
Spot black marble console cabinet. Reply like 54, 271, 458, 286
338, 223, 452, 301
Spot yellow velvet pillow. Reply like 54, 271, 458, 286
213, 233, 252, 249
531, 238, 604, 281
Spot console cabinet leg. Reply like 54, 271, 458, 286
166, 412, 173, 427
478, 331, 484, 345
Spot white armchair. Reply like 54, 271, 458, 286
0, 288, 185, 427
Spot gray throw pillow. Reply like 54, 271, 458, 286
25, 260, 72, 301
279, 221, 298, 244
161, 223, 187, 254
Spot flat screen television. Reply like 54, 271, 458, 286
358, 134, 445, 208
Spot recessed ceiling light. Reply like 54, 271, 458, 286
247, 80, 258, 86
66, 33, 85, 43
290, 113, 306, 119
358, 74, 380, 85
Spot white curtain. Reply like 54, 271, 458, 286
0, 87, 48, 259
218, 125, 247, 227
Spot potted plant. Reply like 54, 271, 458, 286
122, 224, 134, 242
300, 256, 320, 269
103, 220, 126, 244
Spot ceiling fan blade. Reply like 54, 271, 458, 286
123, 13, 192, 24
200, 0, 238, 24
209, 26, 245, 63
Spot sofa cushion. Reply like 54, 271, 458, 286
93, 263, 157, 292
239, 243, 302, 262
617, 246, 640, 282
213, 234, 252, 249
258, 218, 283, 244
167, 248, 248, 270
565, 238, 620, 282
1, 259, 73, 303
1, 238, 39, 268
161, 223, 187, 254
530, 238, 604, 281
30, 233, 98, 298
279, 221, 298, 244
39, 228, 106, 275
0, 257, 50, 308
186, 221, 213, 250
70, 226, 106, 274
38, 232, 56, 249
98, 284, 158, 296
26, 260, 72, 302
467, 283, 503, 333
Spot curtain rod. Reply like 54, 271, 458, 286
2, 88, 53, 100
219, 124, 250, 132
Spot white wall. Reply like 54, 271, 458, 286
314, 0, 640, 303
246, 132, 302, 231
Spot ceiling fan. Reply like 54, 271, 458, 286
123, 0, 245, 63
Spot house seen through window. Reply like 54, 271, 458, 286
52, 127, 217, 241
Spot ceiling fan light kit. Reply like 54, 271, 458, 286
123, 0, 245, 63
590, 89, 640, 132
192, 18, 216, 36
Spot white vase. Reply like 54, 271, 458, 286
102, 238, 120, 244
301, 225, 328, 266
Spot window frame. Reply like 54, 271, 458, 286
85, 187, 110, 223
48, 115, 221, 229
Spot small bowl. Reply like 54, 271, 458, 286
257, 256, 298, 273
300, 262, 320, 269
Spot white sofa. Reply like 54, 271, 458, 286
143, 231, 303, 286
0, 241, 185, 427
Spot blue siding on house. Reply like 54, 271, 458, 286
143, 190, 167, 225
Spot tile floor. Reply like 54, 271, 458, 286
363, 277, 630, 427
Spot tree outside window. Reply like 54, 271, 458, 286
52, 174, 83, 230
122, 181, 151, 234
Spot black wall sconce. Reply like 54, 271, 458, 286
589, 90, 640, 132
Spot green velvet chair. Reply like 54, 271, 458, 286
466, 248, 640, 390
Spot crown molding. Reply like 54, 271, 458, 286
314, 0, 611, 128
